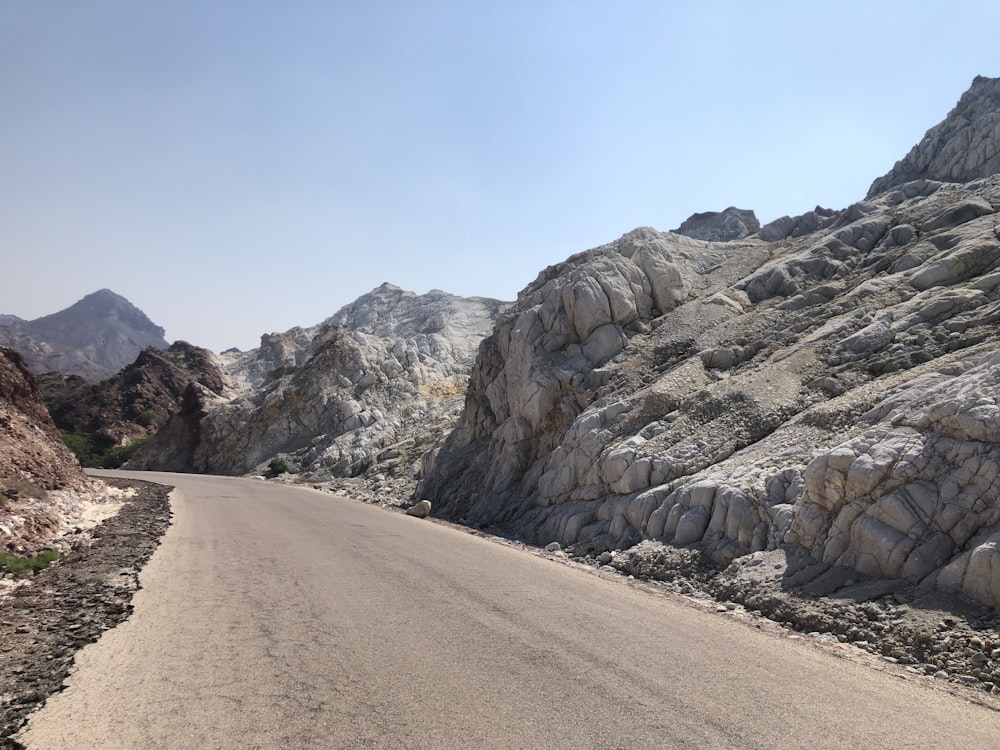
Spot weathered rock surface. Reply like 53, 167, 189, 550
417, 77, 1000, 610
674, 207, 760, 242
129, 284, 507, 499
0, 347, 126, 558
758, 205, 839, 242
0, 348, 84, 494
217, 326, 317, 396
0, 290, 169, 382
405, 499, 432, 518
38, 341, 225, 454
868, 75, 1000, 197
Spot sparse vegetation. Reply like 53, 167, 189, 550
60, 430, 99, 467
136, 409, 160, 427
100, 436, 153, 468
266, 459, 290, 477
60, 431, 153, 468
0, 548, 59, 577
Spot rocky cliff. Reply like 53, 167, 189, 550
129, 284, 507, 496
0, 289, 169, 382
868, 75, 1000, 196
40, 341, 225, 454
417, 76, 1000, 609
0, 348, 84, 493
0, 347, 124, 556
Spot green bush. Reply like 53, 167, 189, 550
266, 459, 290, 477
100, 436, 153, 468
0, 549, 59, 577
60, 430, 99, 467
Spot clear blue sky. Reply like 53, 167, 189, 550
2, 1, 998, 352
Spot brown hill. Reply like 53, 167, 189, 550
40, 341, 225, 461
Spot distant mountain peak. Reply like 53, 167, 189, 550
0, 290, 169, 381
52, 289, 165, 337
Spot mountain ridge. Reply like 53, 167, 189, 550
868, 75, 1000, 196
129, 284, 509, 496
0, 289, 169, 382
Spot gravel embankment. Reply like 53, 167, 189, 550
0, 478, 172, 748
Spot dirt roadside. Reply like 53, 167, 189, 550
0, 478, 171, 747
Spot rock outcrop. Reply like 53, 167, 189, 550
39, 341, 225, 453
129, 284, 507, 498
0, 289, 170, 382
417, 76, 1000, 609
0, 347, 84, 492
0, 347, 122, 556
217, 326, 317, 396
674, 207, 760, 242
868, 75, 1000, 197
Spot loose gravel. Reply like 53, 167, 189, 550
0, 478, 171, 748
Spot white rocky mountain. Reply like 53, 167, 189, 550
129, 283, 508, 497
416, 75, 1000, 610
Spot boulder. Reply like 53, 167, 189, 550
673, 207, 760, 242
405, 499, 432, 518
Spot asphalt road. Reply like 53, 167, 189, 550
18, 471, 1000, 749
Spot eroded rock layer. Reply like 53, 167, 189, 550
868, 75, 1000, 196
418, 77, 1000, 608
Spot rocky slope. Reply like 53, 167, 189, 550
39, 341, 225, 455
416, 76, 1000, 613
129, 284, 507, 498
0, 290, 169, 382
0, 348, 121, 557
869, 75, 1000, 197
0, 348, 83, 494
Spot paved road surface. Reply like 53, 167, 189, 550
18, 471, 1000, 748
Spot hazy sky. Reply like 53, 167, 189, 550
3, 1, 998, 352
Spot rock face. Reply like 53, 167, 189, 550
868, 75, 1000, 197
39, 341, 225, 452
129, 284, 507, 497
674, 207, 760, 242
0, 347, 84, 492
0, 347, 124, 557
417, 77, 1000, 609
0, 289, 169, 382
217, 326, 317, 396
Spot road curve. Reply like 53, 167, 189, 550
19, 471, 1000, 749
